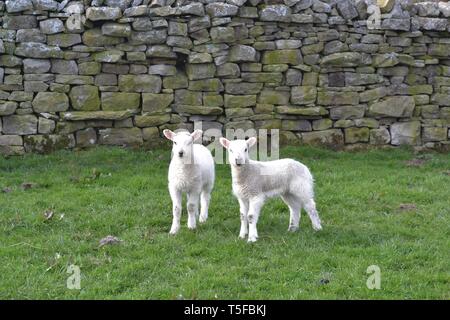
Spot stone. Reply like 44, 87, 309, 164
262, 50, 302, 65
381, 19, 410, 31
102, 92, 141, 111
79, 62, 101, 75
412, 17, 447, 31
173, 105, 223, 116
38, 117, 56, 134
330, 105, 366, 120
3, 15, 37, 30
302, 129, 344, 146
62, 110, 137, 121
336, 0, 359, 20
102, 23, 132, 37
321, 52, 362, 67
69, 85, 100, 111
260, 5, 291, 22
83, 29, 125, 47
390, 121, 421, 145
431, 94, 450, 106
291, 86, 317, 105
228, 45, 257, 62
163, 73, 188, 89
35, 0, 59, 11
5, 0, 33, 12
369, 96, 415, 118
205, 3, 239, 17
15, 43, 63, 59
189, 53, 213, 64
16, 29, 46, 43
241, 72, 283, 83
422, 127, 447, 142
186, 64, 216, 80
317, 91, 359, 105
312, 118, 332, 131
0, 135, 23, 146
188, 79, 224, 92
86, 7, 122, 21
282, 120, 312, 131
224, 95, 256, 108
372, 53, 399, 67
0, 101, 18, 115
360, 87, 387, 102
275, 106, 327, 116
345, 127, 370, 143
99, 128, 143, 146
135, 114, 171, 127
148, 65, 176, 76
142, 93, 173, 114
2, 115, 38, 135
174, 90, 202, 105
93, 50, 124, 63
168, 22, 188, 36
23, 59, 51, 73
131, 30, 167, 45
40, 19, 65, 35
258, 90, 290, 105
76, 128, 97, 148
51, 60, 78, 75
370, 127, 391, 145
24, 135, 73, 153
32, 92, 69, 112
47, 34, 82, 47
210, 27, 236, 43
225, 82, 263, 95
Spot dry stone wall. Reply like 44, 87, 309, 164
1, 0, 450, 155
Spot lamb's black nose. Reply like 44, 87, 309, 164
178, 151, 184, 157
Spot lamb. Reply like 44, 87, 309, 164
163, 129, 215, 235
219, 137, 322, 242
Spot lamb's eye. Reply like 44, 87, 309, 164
173, 142, 177, 145
229, 149, 233, 153
245, 148, 247, 152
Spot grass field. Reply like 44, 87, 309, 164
0, 145, 449, 299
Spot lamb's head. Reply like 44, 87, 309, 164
163, 129, 203, 162
219, 137, 257, 167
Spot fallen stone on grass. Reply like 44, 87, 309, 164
2, 187, 12, 193
21, 182, 36, 190
398, 203, 417, 211
99, 235, 123, 247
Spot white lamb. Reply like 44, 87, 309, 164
163, 129, 215, 235
219, 137, 322, 242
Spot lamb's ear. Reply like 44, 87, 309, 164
163, 129, 175, 141
247, 136, 257, 148
191, 129, 203, 141
219, 137, 230, 149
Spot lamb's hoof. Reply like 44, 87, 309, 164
199, 215, 208, 223
313, 223, 322, 231
247, 236, 258, 243
239, 233, 247, 239
169, 229, 179, 235
288, 225, 299, 232
187, 225, 197, 230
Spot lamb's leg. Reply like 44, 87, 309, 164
281, 194, 301, 232
304, 199, 322, 231
238, 198, 249, 239
169, 187, 182, 235
187, 192, 199, 230
199, 188, 211, 223
247, 197, 265, 243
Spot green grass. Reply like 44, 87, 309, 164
0, 145, 449, 299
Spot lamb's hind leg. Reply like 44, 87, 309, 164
304, 199, 322, 231
199, 188, 211, 223
187, 192, 200, 230
281, 193, 301, 232
169, 187, 182, 235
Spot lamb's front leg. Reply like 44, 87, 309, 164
247, 196, 265, 243
238, 198, 249, 239
187, 192, 200, 230
169, 187, 182, 235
